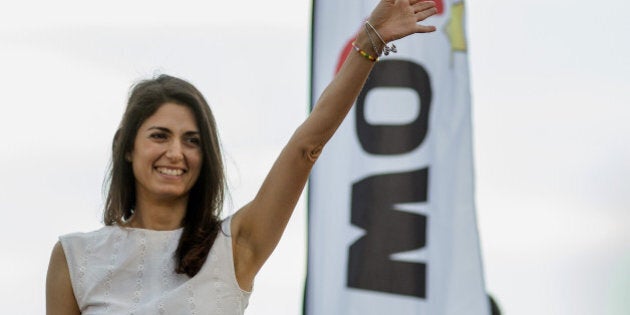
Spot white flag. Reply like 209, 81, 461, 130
306, 1, 489, 314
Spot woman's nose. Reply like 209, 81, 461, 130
165, 141, 184, 162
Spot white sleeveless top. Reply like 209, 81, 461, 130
59, 217, 251, 315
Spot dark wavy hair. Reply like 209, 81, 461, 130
104, 74, 225, 277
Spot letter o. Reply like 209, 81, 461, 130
356, 60, 432, 155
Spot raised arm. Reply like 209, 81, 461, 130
230, 0, 438, 290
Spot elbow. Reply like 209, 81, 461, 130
303, 143, 323, 164
291, 124, 327, 164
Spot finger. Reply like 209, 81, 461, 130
415, 24, 437, 33
411, 0, 435, 5
415, 6, 438, 21
413, 1, 436, 13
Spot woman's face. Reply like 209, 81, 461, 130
128, 102, 202, 202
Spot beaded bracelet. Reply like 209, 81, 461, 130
351, 41, 378, 62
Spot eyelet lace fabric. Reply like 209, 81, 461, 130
59, 216, 251, 315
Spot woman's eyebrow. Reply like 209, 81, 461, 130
147, 126, 171, 133
147, 126, 199, 135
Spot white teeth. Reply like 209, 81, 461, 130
157, 167, 184, 176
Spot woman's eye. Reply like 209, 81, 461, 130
150, 133, 167, 140
187, 137, 201, 146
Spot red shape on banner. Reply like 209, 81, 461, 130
434, 0, 444, 14
336, 38, 355, 74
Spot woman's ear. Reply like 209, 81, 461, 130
125, 152, 132, 162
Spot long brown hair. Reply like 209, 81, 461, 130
104, 74, 225, 277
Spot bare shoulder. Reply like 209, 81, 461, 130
46, 241, 80, 315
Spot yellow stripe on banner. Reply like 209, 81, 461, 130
446, 2, 467, 53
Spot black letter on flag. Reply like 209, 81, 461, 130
348, 168, 429, 298
355, 60, 432, 155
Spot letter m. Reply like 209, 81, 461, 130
347, 168, 428, 298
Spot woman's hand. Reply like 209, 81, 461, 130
368, 0, 438, 43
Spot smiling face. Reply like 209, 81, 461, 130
128, 102, 202, 203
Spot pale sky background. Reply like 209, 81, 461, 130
0, 0, 629, 314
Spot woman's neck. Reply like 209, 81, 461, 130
129, 195, 188, 230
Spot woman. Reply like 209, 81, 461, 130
46, 1, 438, 313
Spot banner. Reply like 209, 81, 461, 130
306, 1, 489, 314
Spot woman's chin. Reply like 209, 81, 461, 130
151, 188, 189, 201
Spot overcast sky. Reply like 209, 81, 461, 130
1, 0, 629, 314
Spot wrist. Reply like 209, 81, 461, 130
355, 29, 384, 57
364, 20, 397, 56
